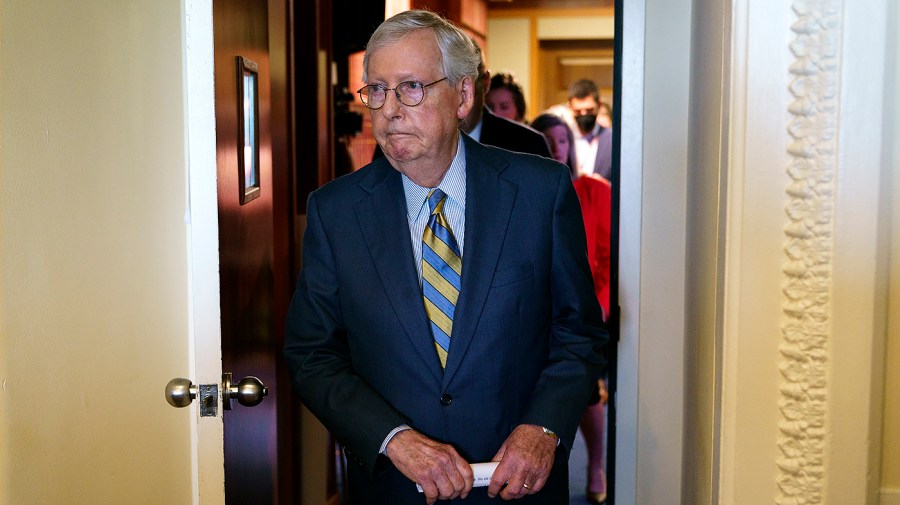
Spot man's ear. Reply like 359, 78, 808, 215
457, 75, 475, 120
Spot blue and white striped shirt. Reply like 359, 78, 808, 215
401, 138, 467, 284
378, 139, 467, 455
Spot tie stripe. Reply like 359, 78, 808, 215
423, 298, 452, 350
423, 228, 462, 278
423, 248, 461, 289
422, 189, 461, 368
423, 262, 459, 306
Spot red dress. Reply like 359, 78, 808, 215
573, 175, 611, 320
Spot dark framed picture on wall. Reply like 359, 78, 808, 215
237, 56, 260, 205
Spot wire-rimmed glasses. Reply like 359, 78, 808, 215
357, 77, 448, 110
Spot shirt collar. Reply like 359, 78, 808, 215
468, 117, 484, 142
402, 135, 467, 220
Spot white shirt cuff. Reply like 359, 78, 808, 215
379, 424, 412, 454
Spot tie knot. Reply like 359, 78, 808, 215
427, 188, 447, 215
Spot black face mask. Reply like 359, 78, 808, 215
576, 114, 598, 133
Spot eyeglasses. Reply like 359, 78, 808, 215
357, 77, 448, 110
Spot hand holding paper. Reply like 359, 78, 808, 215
417, 462, 499, 492
385, 429, 472, 504
488, 424, 557, 500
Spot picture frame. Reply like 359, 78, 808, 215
237, 56, 260, 205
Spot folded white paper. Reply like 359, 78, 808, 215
416, 461, 500, 492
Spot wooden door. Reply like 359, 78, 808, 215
213, 0, 298, 502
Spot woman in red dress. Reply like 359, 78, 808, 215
532, 113, 610, 504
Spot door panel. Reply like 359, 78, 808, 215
1, 2, 198, 503
213, 0, 295, 502
184, 1, 227, 502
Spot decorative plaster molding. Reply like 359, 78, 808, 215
778, 1, 840, 504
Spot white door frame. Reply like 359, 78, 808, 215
616, 0, 898, 504
181, 0, 696, 503
183, 0, 225, 502
616, 0, 691, 503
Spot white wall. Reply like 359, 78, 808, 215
629, 0, 898, 503
685, 0, 897, 503
485, 18, 532, 100
628, 0, 692, 502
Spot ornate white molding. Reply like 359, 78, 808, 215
778, 1, 841, 503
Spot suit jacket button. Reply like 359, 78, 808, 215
440, 394, 452, 406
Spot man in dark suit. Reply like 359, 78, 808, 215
457, 44, 551, 159
465, 104, 551, 158
285, 10, 606, 505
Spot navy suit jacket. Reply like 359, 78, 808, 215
285, 135, 606, 504
588, 126, 613, 180
478, 107, 552, 159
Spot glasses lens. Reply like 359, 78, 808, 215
397, 81, 425, 107
360, 86, 386, 109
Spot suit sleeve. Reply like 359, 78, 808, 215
284, 191, 408, 475
520, 168, 608, 451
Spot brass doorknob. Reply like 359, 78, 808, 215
165, 378, 197, 408
222, 372, 268, 410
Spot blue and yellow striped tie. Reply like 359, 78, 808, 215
422, 189, 462, 368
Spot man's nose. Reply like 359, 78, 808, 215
380, 90, 403, 117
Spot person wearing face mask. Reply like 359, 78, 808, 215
567, 79, 613, 181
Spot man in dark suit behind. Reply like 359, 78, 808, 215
285, 10, 606, 505
457, 43, 551, 159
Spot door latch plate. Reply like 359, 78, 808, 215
199, 384, 218, 417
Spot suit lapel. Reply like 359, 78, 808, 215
354, 164, 444, 383
442, 138, 517, 387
